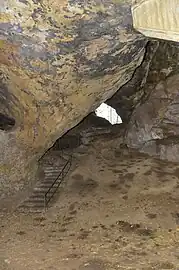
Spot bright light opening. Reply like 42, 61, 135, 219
95, 103, 122, 125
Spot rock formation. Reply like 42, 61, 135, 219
0, 0, 147, 197
126, 42, 179, 162
107, 40, 159, 122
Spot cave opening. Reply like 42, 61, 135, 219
50, 102, 123, 155
95, 102, 122, 125
43, 92, 124, 159
0, 112, 15, 131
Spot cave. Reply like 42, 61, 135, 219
1, 1, 179, 269
44, 102, 123, 157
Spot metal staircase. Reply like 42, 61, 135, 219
18, 149, 73, 212
44, 153, 72, 209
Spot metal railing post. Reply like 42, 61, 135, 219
43, 148, 73, 209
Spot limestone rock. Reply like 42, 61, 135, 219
138, 138, 179, 163
0, 0, 147, 198
126, 75, 179, 146
126, 42, 179, 162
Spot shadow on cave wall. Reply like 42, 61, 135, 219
50, 109, 124, 153
0, 75, 20, 131
0, 112, 15, 131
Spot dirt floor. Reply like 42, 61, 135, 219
1, 137, 179, 270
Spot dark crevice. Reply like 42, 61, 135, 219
0, 112, 15, 131
106, 40, 159, 123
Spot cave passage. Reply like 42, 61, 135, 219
44, 104, 123, 157
95, 103, 122, 125
0, 112, 15, 131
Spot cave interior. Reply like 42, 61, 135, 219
1, 1, 179, 268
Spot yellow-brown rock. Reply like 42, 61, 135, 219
0, 0, 147, 198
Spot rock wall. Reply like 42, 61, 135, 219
126, 42, 179, 162
0, 0, 147, 198
107, 40, 159, 122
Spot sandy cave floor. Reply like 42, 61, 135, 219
1, 137, 179, 270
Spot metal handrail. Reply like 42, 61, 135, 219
44, 153, 72, 209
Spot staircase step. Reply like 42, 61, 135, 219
44, 168, 61, 171
44, 177, 62, 182
29, 193, 46, 198
18, 207, 44, 213
44, 168, 62, 171
19, 153, 72, 212
29, 193, 45, 198
37, 182, 59, 187
37, 180, 61, 186
44, 173, 61, 177
22, 202, 44, 209
30, 192, 57, 199
44, 173, 59, 177
25, 199, 44, 204
31, 191, 49, 196
45, 177, 62, 181
43, 179, 61, 184
18, 207, 43, 212
23, 197, 56, 207
34, 186, 58, 192
44, 172, 62, 176
44, 171, 61, 174
44, 174, 61, 179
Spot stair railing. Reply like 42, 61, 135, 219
44, 152, 72, 210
